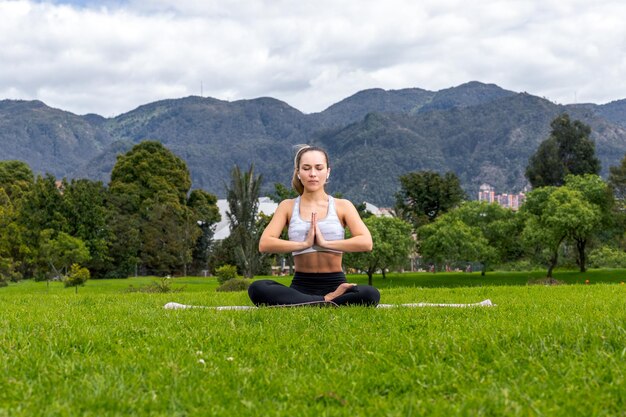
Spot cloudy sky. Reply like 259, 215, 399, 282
1, 0, 625, 117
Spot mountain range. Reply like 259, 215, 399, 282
2, 81, 626, 206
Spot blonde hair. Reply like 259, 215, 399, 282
291, 144, 330, 195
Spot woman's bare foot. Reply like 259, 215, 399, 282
324, 283, 357, 302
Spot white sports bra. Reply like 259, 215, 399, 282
288, 196, 345, 256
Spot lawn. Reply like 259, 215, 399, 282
1, 270, 625, 416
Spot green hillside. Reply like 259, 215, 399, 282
2, 82, 626, 205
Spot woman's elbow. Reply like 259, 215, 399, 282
258, 239, 269, 253
363, 237, 373, 252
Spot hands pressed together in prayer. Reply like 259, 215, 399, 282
303, 212, 328, 249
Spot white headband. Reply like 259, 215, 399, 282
293, 145, 311, 167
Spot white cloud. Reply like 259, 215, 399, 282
1, 0, 626, 116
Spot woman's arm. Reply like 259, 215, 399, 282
259, 200, 315, 253
315, 199, 373, 252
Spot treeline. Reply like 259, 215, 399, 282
403, 114, 626, 277
0, 141, 221, 282
3, 114, 626, 285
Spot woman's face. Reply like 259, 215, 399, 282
298, 150, 329, 191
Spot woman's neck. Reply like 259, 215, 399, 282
300, 190, 328, 203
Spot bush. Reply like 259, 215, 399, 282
588, 246, 626, 268
215, 264, 238, 284
495, 259, 537, 272
216, 278, 251, 292
0, 278, 8, 288
64, 264, 90, 292
0, 258, 22, 283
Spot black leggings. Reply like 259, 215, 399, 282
248, 271, 380, 307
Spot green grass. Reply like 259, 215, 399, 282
370, 268, 626, 288
1, 271, 626, 416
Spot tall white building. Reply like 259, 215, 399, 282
478, 183, 495, 203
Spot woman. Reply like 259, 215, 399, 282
248, 145, 380, 307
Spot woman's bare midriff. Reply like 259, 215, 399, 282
294, 251, 343, 273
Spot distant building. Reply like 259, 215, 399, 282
478, 184, 526, 210
363, 201, 393, 217
214, 197, 278, 240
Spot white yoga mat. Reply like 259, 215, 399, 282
163, 299, 495, 310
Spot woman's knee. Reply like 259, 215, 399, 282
248, 279, 276, 303
357, 285, 380, 305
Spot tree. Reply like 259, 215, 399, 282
106, 189, 141, 277
109, 140, 191, 205
39, 230, 90, 279
0, 160, 34, 201
141, 202, 199, 276
208, 235, 240, 274
417, 216, 495, 273
64, 263, 90, 293
526, 114, 600, 188
226, 165, 265, 278
268, 183, 298, 203
608, 153, 626, 204
521, 185, 601, 277
0, 188, 26, 282
18, 174, 67, 237
187, 189, 221, 275
61, 179, 113, 276
606, 157, 626, 251
448, 201, 524, 274
17, 174, 67, 277
0, 163, 33, 280
562, 174, 614, 272
520, 187, 561, 277
395, 171, 465, 229
355, 202, 375, 219
344, 216, 414, 286
108, 141, 203, 276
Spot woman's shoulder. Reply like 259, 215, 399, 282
268, 199, 297, 226
332, 197, 355, 207
332, 197, 357, 214
276, 198, 297, 213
